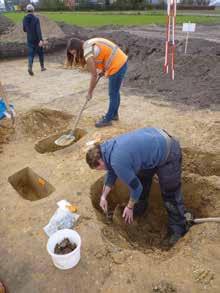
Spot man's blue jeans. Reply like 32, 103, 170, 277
28, 42, 44, 69
105, 62, 128, 121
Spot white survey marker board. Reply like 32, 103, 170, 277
182, 23, 196, 33
182, 23, 196, 54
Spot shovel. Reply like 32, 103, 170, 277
55, 97, 89, 147
185, 212, 220, 225
55, 76, 101, 147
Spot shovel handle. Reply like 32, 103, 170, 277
72, 98, 89, 132
72, 75, 102, 132
194, 217, 220, 224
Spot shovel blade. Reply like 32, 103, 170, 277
54, 134, 76, 146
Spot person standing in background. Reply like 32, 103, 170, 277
23, 4, 46, 76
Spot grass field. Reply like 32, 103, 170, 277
4, 11, 220, 27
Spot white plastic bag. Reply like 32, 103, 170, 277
44, 201, 80, 237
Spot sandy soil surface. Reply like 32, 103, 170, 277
0, 24, 220, 293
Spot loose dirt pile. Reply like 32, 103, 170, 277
54, 238, 76, 255
0, 120, 15, 153
1, 14, 65, 43
20, 108, 72, 139
0, 14, 14, 35
58, 22, 90, 40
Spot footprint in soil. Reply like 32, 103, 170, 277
152, 280, 177, 293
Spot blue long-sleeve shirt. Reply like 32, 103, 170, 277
100, 128, 168, 202
23, 13, 43, 45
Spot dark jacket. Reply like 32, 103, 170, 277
100, 128, 168, 202
23, 13, 43, 45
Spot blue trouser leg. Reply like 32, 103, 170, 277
37, 46, 44, 68
105, 62, 127, 121
134, 168, 155, 217
114, 92, 120, 117
157, 138, 186, 236
28, 43, 35, 69
28, 43, 44, 69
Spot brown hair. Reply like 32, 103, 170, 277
66, 38, 86, 67
86, 143, 102, 169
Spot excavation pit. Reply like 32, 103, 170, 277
34, 128, 87, 154
8, 167, 55, 201
91, 171, 219, 251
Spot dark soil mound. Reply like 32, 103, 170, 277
0, 15, 14, 35
57, 22, 91, 40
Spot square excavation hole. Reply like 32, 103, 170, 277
8, 167, 55, 201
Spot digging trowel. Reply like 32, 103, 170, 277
55, 75, 102, 147
185, 212, 220, 226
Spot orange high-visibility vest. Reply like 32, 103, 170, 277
83, 38, 128, 77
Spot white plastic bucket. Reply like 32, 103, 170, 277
47, 229, 81, 270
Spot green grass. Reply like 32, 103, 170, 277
4, 11, 220, 27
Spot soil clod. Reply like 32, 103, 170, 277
152, 280, 177, 293
54, 238, 77, 255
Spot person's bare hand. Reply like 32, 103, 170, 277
100, 196, 108, 213
39, 40, 44, 47
123, 206, 134, 224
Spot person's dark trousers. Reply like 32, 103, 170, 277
134, 169, 155, 217
28, 42, 44, 69
157, 138, 186, 237
134, 138, 186, 237
105, 62, 127, 121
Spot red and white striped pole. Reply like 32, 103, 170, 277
164, 0, 176, 80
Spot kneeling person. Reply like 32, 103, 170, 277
86, 127, 187, 246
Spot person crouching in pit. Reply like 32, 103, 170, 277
86, 127, 187, 247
